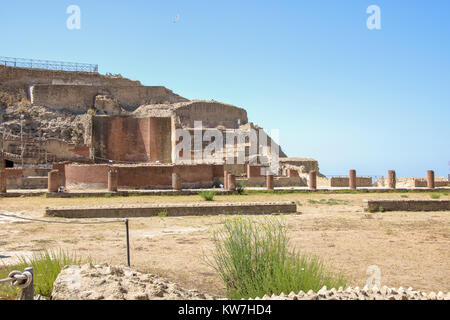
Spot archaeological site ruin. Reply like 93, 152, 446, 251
0, 58, 448, 193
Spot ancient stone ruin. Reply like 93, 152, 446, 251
0, 61, 322, 190
0, 60, 447, 191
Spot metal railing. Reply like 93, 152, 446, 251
0, 56, 98, 73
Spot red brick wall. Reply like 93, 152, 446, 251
247, 164, 268, 178
175, 164, 214, 185
5, 168, 24, 178
92, 116, 172, 163
212, 164, 224, 178
65, 164, 110, 188
117, 166, 173, 188
65, 164, 217, 189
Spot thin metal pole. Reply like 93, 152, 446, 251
23, 267, 34, 300
125, 219, 130, 267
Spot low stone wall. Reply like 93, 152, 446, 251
5, 167, 49, 189
318, 177, 373, 187
236, 176, 306, 187
364, 199, 450, 212
375, 177, 449, 188
45, 201, 298, 218
65, 163, 225, 189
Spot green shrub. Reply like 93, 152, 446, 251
199, 190, 216, 201
158, 209, 168, 217
206, 216, 346, 299
0, 249, 86, 299
236, 182, 246, 195
430, 194, 441, 199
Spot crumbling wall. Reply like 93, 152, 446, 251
317, 176, 373, 187
30, 85, 187, 113
0, 66, 142, 104
174, 101, 248, 128
279, 158, 319, 173
375, 177, 449, 188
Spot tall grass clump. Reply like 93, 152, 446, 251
236, 182, 246, 195
0, 249, 86, 299
199, 189, 216, 201
206, 216, 346, 299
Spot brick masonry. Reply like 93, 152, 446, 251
45, 201, 298, 218
65, 163, 225, 189
364, 199, 450, 212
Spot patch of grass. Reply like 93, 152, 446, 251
430, 194, 441, 199
307, 198, 348, 206
385, 228, 394, 235
199, 189, 216, 201
206, 216, 346, 300
400, 195, 408, 198
158, 209, 168, 217
0, 249, 87, 299
296, 201, 302, 206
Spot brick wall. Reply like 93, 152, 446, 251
65, 164, 217, 189
92, 116, 172, 163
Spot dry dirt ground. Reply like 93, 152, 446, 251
0, 191, 449, 296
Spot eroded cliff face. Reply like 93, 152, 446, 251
0, 102, 88, 145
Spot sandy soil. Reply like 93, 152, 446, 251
0, 191, 449, 295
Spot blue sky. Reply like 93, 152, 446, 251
1, 1, 449, 177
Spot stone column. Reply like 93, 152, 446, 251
224, 170, 229, 190
172, 172, 182, 191
349, 169, 357, 190
427, 170, 435, 189
308, 170, 317, 190
227, 173, 236, 191
266, 174, 274, 191
388, 170, 396, 189
51, 162, 67, 188
0, 158, 6, 193
108, 169, 118, 192
48, 170, 60, 193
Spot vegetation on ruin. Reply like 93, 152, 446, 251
0, 249, 87, 299
206, 216, 346, 299
199, 190, 216, 201
430, 193, 441, 199
307, 198, 349, 206
236, 182, 246, 195
158, 209, 168, 217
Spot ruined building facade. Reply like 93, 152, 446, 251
0, 63, 320, 189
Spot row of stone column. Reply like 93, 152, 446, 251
0, 165, 440, 194
348, 169, 436, 190
385, 170, 435, 189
